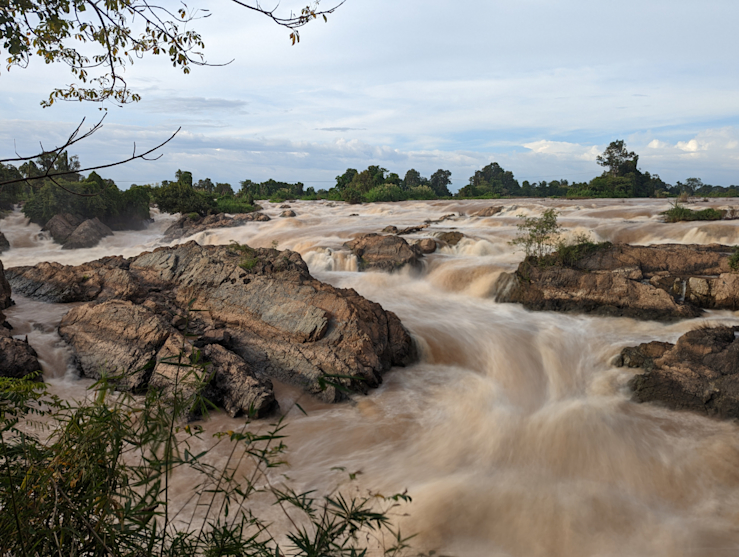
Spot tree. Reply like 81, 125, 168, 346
1, 0, 346, 106
429, 169, 452, 197
510, 209, 561, 259
596, 140, 638, 177
402, 169, 424, 190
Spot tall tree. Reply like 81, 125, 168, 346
596, 140, 639, 177
429, 169, 452, 197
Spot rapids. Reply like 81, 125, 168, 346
3, 198, 739, 556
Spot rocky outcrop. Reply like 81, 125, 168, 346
0, 260, 42, 379
44, 213, 83, 243
495, 244, 738, 321
0, 231, 9, 253
280, 210, 296, 218
63, 218, 113, 249
343, 234, 423, 272
163, 212, 270, 240
474, 206, 503, 217
9, 242, 416, 406
616, 326, 739, 420
436, 231, 465, 246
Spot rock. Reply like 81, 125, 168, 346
474, 206, 503, 217
0, 231, 9, 253
415, 238, 437, 254
424, 213, 457, 224
397, 224, 429, 235
163, 212, 271, 240
15, 242, 416, 405
436, 231, 465, 246
382, 226, 399, 234
0, 259, 12, 310
62, 218, 114, 249
43, 213, 83, 243
343, 234, 423, 272
279, 204, 291, 209
624, 326, 739, 419
0, 335, 42, 379
349, 213, 359, 217
280, 210, 296, 218
495, 243, 739, 321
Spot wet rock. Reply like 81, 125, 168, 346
424, 213, 457, 224
397, 224, 429, 235
15, 241, 416, 405
382, 226, 399, 234
415, 238, 437, 254
0, 231, 9, 253
62, 218, 113, 249
0, 335, 42, 379
280, 210, 296, 218
495, 243, 739, 321
474, 206, 503, 217
624, 326, 739, 420
43, 213, 83, 243
436, 231, 465, 246
163, 212, 271, 240
279, 204, 291, 209
343, 234, 423, 272
0, 260, 11, 310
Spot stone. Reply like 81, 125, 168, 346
280, 210, 296, 218
163, 212, 271, 240
0, 231, 9, 253
62, 217, 114, 249
279, 204, 291, 209
0, 335, 42, 379
415, 238, 437, 254
43, 213, 83, 243
474, 206, 503, 217
343, 234, 423, 272
436, 231, 465, 246
625, 326, 739, 420
0, 259, 11, 310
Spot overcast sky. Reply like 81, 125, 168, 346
2, 0, 739, 191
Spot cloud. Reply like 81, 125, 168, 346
522, 140, 600, 161
137, 97, 249, 114
315, 127, 367, 132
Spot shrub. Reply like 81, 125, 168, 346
341, 185, 363, 204
152, 181, 216, 216
509, 208, 561, 259
406, 185, 436, 200
364, 184, 406, 203
729, 247, 739, 271
662, 201, 723, 223
215, 197, 256, 214
552, 233, 611, 267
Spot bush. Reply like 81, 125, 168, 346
509, 209, 561, 259
730, 247, 739, 271
551, 233, 611, 267
364, 184, 406, 203
215, 197, 256, 214
662, 202, 723, 223
0, 348, 414, 556
341, 185, 363, 204
152, 181, 216, 216
406, 185, 436, 200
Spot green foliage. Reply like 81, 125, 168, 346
364, 184, 406, 203
457, 162, 519, 198
551, 234, 611, 267
152, 180, 216, 217
0, 339, 414, 556
341, 185, 364, 204
662, 201, 723, 223
215, 197, 256, 214
407, 185, 436, 200
240, 179, 304, 201
510, 209, 562, 259
730, 247, 739, 272
22, 171, 151, 227
596, 140, 638, 177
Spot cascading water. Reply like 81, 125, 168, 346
3, 198, 739, 556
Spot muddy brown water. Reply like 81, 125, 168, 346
3, 199, 739, 556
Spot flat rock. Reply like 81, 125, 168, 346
12, 242, 416, 405
619, 326, 739, 419
495, 243, 738, 321
63, 217, 113, 249
474, 206, 503, 217
164, 212, 270, 240
343, 233, 423, 272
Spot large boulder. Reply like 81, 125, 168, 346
63, 218, 114, 249
10, 242, 416, 404
0, 231, 9, 253
474, 206, 503, 217
495, 244, 739, 321
43, 213, 83, 243
617, 326, 739, 420
0, 260, 11, 310
436, 231, 465, 246
343, 234, 423, 272
0, 260, 42, 379
163, 212, 270, 240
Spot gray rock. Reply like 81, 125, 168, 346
0, 231, 9, 253
63, 218, 113, 249
343, 234, 423, 272
43, 213, 83, 243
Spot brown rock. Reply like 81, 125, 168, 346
280, 210, 296, 217
43, 213, 83, 243
625, 326, 739, 419
0, 335, 42, 379
415, 238, 437, 254
18, 242, 416, 404
0, 259, 11, 310
343, 234, 423, 272
474, 206, 503, 217
279, 204, 291, 209
63, 218, 114, 249
0, 231, 9, 253
163, 212, 271, 240
382, 226, 399, 234
436, 231, 465, 246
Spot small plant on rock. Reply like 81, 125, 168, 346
510, 208, 562, 259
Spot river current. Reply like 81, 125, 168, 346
3, 198, 739, 556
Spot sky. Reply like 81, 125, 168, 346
2, 0, 739, 192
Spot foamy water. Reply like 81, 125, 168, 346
3, 198, 739, 556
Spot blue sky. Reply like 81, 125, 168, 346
2, 0, 739, 191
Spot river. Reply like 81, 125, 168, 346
3, 198, 739, 556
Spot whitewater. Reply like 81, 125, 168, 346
3, 197, 739, 556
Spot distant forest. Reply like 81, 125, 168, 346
2, 141, 738, 219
